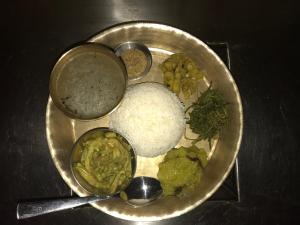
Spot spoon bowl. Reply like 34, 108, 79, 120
124, 176, 162, 207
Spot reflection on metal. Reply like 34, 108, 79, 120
205, 42, 240, 202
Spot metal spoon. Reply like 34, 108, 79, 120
16, 176, 162, 219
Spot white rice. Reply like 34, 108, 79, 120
110, 82, 185, 157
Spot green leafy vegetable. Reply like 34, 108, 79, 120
187, 85, 229, 147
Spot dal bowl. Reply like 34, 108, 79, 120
49, 43, 127, 120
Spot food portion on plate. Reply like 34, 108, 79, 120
186, 84, 229, 148
159, 53, 204, 99
110, 82, 185, 157
71, 129, 135, 195
158, 145, 207, 197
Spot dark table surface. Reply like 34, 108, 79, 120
1, 0, 299, 224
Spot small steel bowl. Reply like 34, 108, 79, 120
114, 41, 152, 81
70, 127, 137, 195
49, 43, 128, 120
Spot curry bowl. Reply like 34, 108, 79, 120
70, 127, 136, 196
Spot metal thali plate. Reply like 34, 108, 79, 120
46, 22, 243, 221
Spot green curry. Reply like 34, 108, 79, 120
157, 146, 207, 197
72, 130, 133, 195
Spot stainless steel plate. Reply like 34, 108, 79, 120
46, 22, 243, 221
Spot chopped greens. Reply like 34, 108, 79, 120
187, 85, 229, 147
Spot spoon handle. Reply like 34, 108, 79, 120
17, 195, 109, 219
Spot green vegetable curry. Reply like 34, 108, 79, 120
72, 130, 133, 195
157, 146, 207, 197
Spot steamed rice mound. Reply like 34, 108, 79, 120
110, 82, 185, 157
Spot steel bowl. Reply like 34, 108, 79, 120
114, 41, 152, 81
70, 127, 137, 195
49, 43, 127, 120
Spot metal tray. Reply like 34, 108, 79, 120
46, 22, 243, 221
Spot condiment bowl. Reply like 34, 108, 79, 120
114, 41, 152, 81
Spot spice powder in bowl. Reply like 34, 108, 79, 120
115, 42, 152, 80
121, 49, 147, 78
